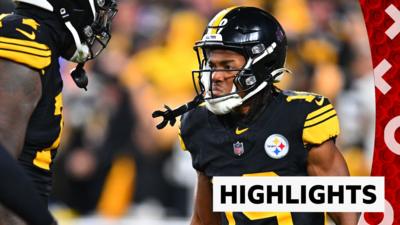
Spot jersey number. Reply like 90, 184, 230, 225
224, 172, 294, 225
286, 91, 324, 106
33, 93, 63, 170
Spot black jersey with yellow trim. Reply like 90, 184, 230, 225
0, 13, 51, 70
180, 90, 340, 225
0, 10, 64, 199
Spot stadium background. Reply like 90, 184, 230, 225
0, 0, 375, 224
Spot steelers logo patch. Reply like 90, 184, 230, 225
264, 134, 289, 159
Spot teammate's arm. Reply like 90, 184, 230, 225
307, 140, 359, 225
0, 59, 56, 225
190, 172, 221, 225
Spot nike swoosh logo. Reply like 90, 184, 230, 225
16, 28, 36, 40
315, 97, 324, 106
235, 127, 249, 135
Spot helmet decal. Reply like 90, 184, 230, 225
201, 33, 223, 42
217, 18, 228, 34
207, 6, 237, 35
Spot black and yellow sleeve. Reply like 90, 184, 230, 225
0, 14, 51, 70
302, 98, 340, 145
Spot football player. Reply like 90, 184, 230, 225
0, 0, 117, 224
154, 6, 359, 225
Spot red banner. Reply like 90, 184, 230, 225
359, 0, 400, 224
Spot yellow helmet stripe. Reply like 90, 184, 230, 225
208, 6, 237, 34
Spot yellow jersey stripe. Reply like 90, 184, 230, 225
33, 126, 61, 170
0, 49, 51, 70
304, 109, 336, 127
0, 36, 49, 50
306, 104, 333, 120
33, 150, 52, 171
209, 7, 237, 34
225, 212, 236, 225
54, 92, 63, 116
0, 42, 51, 57
178, 133, 187, 151
33, 94, 63, 170
303, 116, 340, 145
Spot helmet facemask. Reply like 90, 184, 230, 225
191, 6, 289, 115
192, 47, 252, 96
68, 0, 118, 63
192, 46, 255, 114
84, 0, 117, 59
192, 42, 288, 115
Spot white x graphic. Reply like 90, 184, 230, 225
385, 4, 400, 39
374, 59, 392, 94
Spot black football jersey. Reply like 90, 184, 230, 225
180, 90, 340, 225
0, 11, 63, 198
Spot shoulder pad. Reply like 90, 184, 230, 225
179, 104, 208, 171
300, 93, 340, 145
0, 14, 51, 70
180, 104, 207, 136
179, 104, 208, 150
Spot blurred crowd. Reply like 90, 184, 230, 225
1, 0, 374, 222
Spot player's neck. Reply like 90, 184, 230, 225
237, 104, 251, 116
233, 88, 274, 122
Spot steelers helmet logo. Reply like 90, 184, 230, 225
264, 134, 289, 159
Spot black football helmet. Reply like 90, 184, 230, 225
15, 0, 118, 63
192, 6, 288, 114
152, 6, 289, 127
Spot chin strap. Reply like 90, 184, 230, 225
271, 68, 291, 81
152, 95, 203, 129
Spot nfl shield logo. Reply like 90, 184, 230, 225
233, 141, 244, 156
